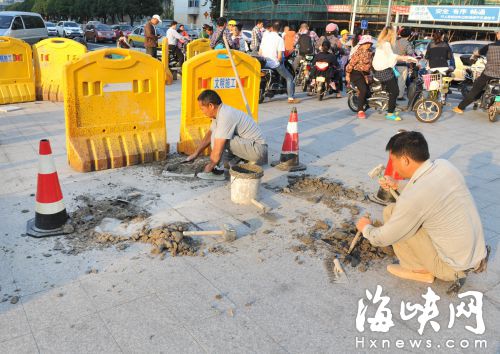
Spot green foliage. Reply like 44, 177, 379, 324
15, 0, 163, 24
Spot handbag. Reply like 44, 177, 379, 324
393, 67, 400, 78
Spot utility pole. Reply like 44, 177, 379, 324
350, 0, 358, 34
220, 0, 225, 17
385, 0, 393, 27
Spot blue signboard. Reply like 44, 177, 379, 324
409, 5, 500, 23
360, 20, 368, 30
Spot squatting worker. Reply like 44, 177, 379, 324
356, 131, 489, 288
186, 90, 268, 180
144, 14, 162, 58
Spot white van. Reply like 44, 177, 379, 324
0, 11, 48, 44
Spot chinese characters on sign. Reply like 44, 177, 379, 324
356, 285, 485, 335
213, 77, 237, 90
326, 5, 352, 13
408, 6, 500, 23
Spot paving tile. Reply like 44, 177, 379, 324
0, 334, 38, 354
33, 313, 121, 354
100, 295, 204, 353
0, 301, 31, 343
22, 282, 95, 332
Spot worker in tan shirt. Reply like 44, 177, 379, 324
356, 131, 489, 292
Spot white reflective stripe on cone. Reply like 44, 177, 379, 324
35, 200, 65, 215
286, 122, 298, 134
38, 155, 57, 175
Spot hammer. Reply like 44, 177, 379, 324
182, 224, 236, 242
368, 164, 399, 200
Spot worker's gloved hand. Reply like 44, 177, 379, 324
356, 217, 371, 233
379, 175, 399, 191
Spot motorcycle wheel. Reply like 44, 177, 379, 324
259, 88, 265, 104
317, 84, 324, 101
347, 92, 359, 112
415, 99, 442, 123
488, 105, 498, 122
302, 79, 308, 92
460, 80, 473, 99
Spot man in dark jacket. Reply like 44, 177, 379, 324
144, 14, 162, 58
454, 30, 500, 114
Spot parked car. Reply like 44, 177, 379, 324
449, 40, 492, 81
242, 30, 252, 45
56, 21, 83, 38
44, 21, 57, 36
84, 23, 116, 43
0, 11, 48, 44
111, 24, 133, 38
186, 28, 199, 40
127, 25, 166, 48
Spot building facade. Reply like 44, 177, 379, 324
227, 0, 499, 38
173, 0, 212, 28
0, 0, 25, 11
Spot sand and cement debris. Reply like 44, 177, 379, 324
292, 220, 395, 272
284, 175, 366, 215
59, 195, 150, 254
162, 153, 211, 176
129, 222, 201, 257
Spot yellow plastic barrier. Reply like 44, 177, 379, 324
64, 48, 167, 172
178, 49, 260, 155
0, 36, 35, 105
186, 38, 211, 60
161, 37, 173, 84
33, 38, 87, 101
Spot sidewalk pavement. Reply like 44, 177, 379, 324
0, 83, 499, 353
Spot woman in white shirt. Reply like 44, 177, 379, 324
372, 27, 416, 121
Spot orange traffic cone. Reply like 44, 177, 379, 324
369, 156, 404, 205
26, 139, 71, 238
271, 107, 306, 172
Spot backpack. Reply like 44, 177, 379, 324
298, 32, 314, 55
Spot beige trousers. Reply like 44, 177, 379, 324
384, 204, 466, 281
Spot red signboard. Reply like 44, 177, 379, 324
391, 5, 410, 15
327, 5, 352, 13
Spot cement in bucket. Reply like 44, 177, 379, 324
229, 164, 264, 205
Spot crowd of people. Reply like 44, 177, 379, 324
127, 15, 499, 122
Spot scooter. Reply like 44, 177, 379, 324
310, 62, 336, 101
254, 55, 295, 103
459, 54, 486, 99
347, 68, 443, 123
294, 53, 314, 92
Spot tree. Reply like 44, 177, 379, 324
32, 0, 48, 16
6, 0, 35, 11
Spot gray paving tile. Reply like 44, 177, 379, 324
0, 334, 38, 354
100, 295, 204, 353
33, 313, 121, 354
0, 302, 31, 343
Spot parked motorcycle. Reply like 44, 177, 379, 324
254, 55, 295, 103
347, 68, 443, 123
294, 53, 314, 92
